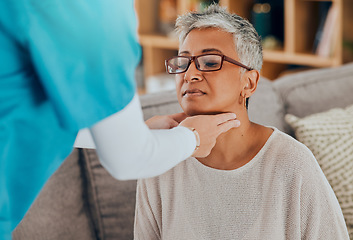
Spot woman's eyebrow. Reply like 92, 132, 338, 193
202, 48, 223, 54
178, 48, 223, 55
179, 51, 190, 55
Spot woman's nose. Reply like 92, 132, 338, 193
183, 60, 203, 83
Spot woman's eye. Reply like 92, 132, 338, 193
205, 61, 220, 68
178, 63, 188, 69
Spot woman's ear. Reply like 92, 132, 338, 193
242, 70, 260, 98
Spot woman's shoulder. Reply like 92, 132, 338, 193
264, 127, 319, 169
270, 128, 314, 155
259, 128, 329, 189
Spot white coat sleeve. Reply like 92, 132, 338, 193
74, 93, 196, 180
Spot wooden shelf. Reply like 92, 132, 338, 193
138, 36, 338, 67
139, 34, 178, 49
136, 0, 352, 81
263, 50, 339, 67
301, 0, 340, 2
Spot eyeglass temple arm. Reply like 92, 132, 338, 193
223, 56, 253, 71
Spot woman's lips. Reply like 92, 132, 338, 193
183, 89, 206, 97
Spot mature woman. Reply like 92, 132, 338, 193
134, 5, 349, 239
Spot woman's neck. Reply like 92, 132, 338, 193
196, 110, 272, 170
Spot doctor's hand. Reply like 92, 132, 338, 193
179, 113, 241, 158
145, 112, 188, 129
146, 112, 241, 158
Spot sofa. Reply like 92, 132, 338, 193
13, 62, 353, 239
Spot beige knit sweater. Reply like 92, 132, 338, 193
134, 128, 349, 240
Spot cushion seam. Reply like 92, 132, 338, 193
81, 148, 105, 240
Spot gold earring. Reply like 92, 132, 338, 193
243, 95, 247, 108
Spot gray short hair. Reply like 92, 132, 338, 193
175, 4, 263, 71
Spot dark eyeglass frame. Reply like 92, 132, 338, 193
165, 53, 253, 74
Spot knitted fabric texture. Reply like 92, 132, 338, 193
134, 128, 349, 239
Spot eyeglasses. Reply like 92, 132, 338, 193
165, 53, 253, 74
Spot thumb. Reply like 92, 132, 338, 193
170, 112, 188, 123
169, 119, 179, 128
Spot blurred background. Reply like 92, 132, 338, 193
134, 0, 353, 94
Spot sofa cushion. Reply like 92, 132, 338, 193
82, 149, 137, 240
248, 77, 285, 132
140, 90, 182, 120
285, 105, 353, 238
274, 62, 353, 133
13, 149, 97, 240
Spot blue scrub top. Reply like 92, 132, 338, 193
0, 0, 141, 238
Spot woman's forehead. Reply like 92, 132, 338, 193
179, 28, 237, 56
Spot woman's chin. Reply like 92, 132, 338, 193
184, 108, 227, 116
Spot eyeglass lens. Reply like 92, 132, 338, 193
198, 55, 222, 71
167, 55, 222, 73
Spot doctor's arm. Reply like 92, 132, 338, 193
75, 93, 239, 180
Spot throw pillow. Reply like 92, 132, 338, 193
285, 104, 353, 238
